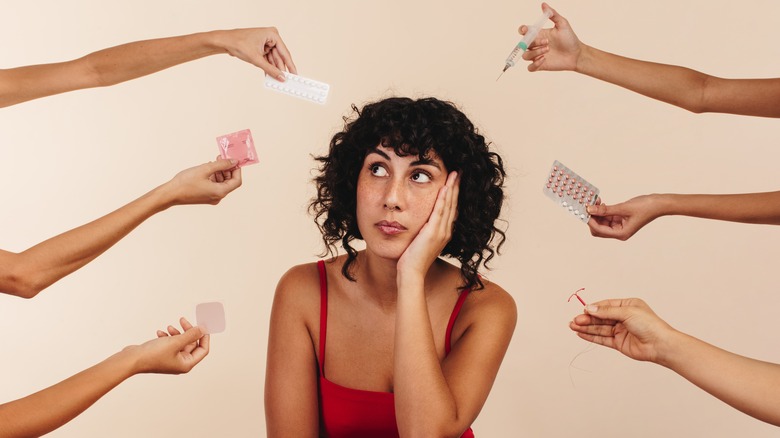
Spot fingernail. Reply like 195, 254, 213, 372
585, 305, 598, 313
586, 206, 593, 214
230, 159, 237, 165
277, 74, 285, 81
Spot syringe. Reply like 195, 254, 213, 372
497, 9, 553, 81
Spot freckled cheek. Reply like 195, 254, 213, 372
410, 190, 441, 223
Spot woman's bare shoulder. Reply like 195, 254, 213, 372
462, 277, 517, 328
273, 261, 323, 314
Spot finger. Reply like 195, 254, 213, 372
543, 2, 565, 28
576, 332, 616, 349
173, 326, 205, 350
255, 55, 285, 81
585, 301, 636, 322
220, 166, 242, 193
571, 321, 619, 337
189, 333, 210, 366
270, 47, 285, 71
522, 46, 548, 61
518, 24, 527, 35
572, 313, 617, 327
587, 218, 624, 239
204, 158, 238, 175
273, 38, 297, 74
156, 330, 168, 338
450, 172, 461, 222
586, 203, 614, 218
527, 56, 547, 72
214, 170, 225, 183
180, 317, 194, 331
167, 325, 182, 336
444, 172, 460, 235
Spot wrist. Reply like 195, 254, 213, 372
654, 328, 688, 369
204, 30, 231, 55
148, 182, 178, 212
396, 270, 425, 292
573, 43, 593, 74
651, 193, 677, 217
108, 346, 144, 379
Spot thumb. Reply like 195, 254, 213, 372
205, 158, 238, 174
173, 326, 205, 348
543, 3, 566, 28
586, 202, 620, 217
584, 301, 632, 322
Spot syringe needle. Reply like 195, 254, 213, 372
496, 71, 504, 82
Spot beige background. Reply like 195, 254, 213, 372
2, 0, 779, 436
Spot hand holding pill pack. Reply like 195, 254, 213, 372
543, 160, 600, 223
217, 129, 258, 168
264, 72, 330, 104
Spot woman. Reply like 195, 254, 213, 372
265, 97, 517, 437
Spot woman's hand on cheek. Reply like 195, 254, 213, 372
397, 171, 460, 281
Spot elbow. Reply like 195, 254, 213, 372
2, 268, 45, 299
684, 74, 715, 115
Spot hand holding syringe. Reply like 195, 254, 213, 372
497, 9, 553, 81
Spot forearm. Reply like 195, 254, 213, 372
82, 31, 224, 87
575, 45, 710, 113
0, 349, 137, 437
394, 275, 461, 438
654, 192, 780, 225
0, 31, 224, 108
5, 185, 173, 298
660, 331, 780, 426
574, 45, 780, 117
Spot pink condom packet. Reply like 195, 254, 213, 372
195, 301, 226, 334
216, 129, 258, 167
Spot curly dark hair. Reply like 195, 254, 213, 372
310, 97, 506, 290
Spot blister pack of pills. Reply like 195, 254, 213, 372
217, 129, 258, 167
543, 160, 600, 223
264, 72, 330, 104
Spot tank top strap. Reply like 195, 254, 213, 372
445, 288, 471, 355
317, 260, 328, 375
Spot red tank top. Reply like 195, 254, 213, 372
317, 260, 475, 438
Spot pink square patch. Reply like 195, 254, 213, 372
217, 129, 258, 167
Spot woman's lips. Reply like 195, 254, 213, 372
376, 220, 407, 235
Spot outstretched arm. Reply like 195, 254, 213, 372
571, 299, 780, 426
520, 3, 780, 117
587, 191, 780, 240
0, 159, 241, 298
0, 27, 297, 108
0, 318, 209, 438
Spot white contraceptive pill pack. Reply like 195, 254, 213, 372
264, 72, 330, 104
543, 160, 600, 223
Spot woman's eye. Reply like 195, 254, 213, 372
411, 172, 431, 183
370, 164, 388, 177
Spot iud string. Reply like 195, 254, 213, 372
567, 287, 593, 387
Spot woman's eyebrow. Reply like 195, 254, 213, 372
411, 156, 442, 170
368, 147, 442, 170
367, 148, 390, 159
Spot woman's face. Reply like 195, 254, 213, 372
356, 145, 448, 261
